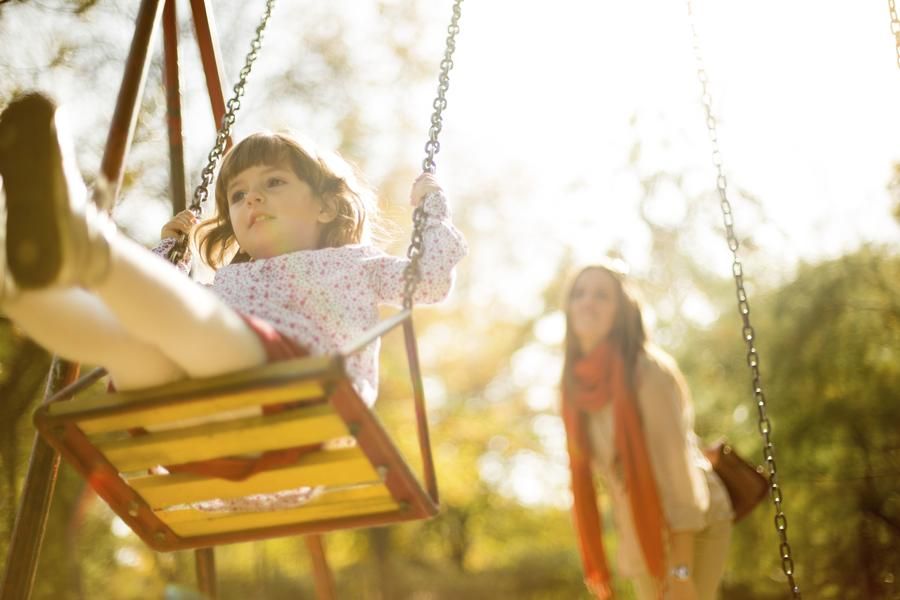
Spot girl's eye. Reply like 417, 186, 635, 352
229, 191, 246, 205
267, 177, 286, 188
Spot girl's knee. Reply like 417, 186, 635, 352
106, 347, 187, 391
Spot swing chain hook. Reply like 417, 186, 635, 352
686, 1, 801, 597
889, 0, 900, 68
169, 0, 277, 264
403, 0, 464, 309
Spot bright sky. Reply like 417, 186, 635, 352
425, 0, 900, 507
434, 0, 900, 278
30, 0, 892, 288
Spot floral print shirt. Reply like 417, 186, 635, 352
156, 191, 466, 405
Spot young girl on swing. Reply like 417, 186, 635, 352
0, 93, 467, 506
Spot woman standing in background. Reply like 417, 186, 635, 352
560, 261, 733, 600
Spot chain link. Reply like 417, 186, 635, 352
402, 0, 464, 309
169, 0, 276, 263
889, 0, 900, 68
686, 2, 801, 597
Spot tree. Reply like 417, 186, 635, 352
679, 246, 900, 599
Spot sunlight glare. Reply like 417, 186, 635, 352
525, 385, 557, 412
477, 451, 505, 486
531, 414, 567, 460
681, 291, 719, 327
110, 516, 133, 539
114, 547, 141, 568
423, 376, 447, 411
504, 450, 569, 508
510, 344, 562, 388
533, 311, 565, 346
732, 403, 749, 425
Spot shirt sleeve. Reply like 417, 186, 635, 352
151, 237, 192, 275
364, 190, 467, 306
638, 355, 710, 532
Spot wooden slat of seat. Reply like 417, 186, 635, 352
158, 484, 398, 537
130, 447, 378, 508
96, 404, 347, 472
44, 356, 336, 435
83, 384, 325, 436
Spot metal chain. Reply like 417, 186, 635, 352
686, 2, 801, 597
889, 0, 900, 68
169, 0, 276, 263
402, 0, 464, 309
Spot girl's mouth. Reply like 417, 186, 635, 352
250, 214, 274, 227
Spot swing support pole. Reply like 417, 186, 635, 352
162, 0, 188, 213
305, 536, 337, 600
0, 1, 164, 597
161, 3, 222, 594
188, 0, 230, 150
194, 547, 217, 599
0, 361, 79, 600
100, 0, 167, 198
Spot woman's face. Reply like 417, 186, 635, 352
568, 268, 620, 353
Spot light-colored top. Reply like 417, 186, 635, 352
158, 191, 466, 405
586, 345, 733, 577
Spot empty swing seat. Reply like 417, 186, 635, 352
33, 312, 438, 552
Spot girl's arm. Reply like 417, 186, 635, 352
366, 174, 467, 305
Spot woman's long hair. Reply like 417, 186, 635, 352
561, 262, 648, 393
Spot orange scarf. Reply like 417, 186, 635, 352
562, 343, 666, 598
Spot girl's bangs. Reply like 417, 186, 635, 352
219, 135, 309, 190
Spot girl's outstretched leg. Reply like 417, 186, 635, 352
3, 288, 188, 390
0, 92, 266, 380
92, 236, 267, 378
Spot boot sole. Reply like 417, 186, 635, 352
0, 93, 67, 288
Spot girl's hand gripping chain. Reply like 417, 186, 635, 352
410, 173, 442, 207
161, 210, 199, 240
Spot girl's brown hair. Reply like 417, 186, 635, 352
195, 132, 375, 269
560, 262, 648, 392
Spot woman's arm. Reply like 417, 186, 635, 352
668, 530, 698, 599
638, 350, 708, 597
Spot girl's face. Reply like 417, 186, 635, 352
568, 268, 620, 354
227, 163, 333, 259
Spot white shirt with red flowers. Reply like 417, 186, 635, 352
155, 191, 466, 406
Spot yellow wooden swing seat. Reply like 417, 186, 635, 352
33, 311, 438, 552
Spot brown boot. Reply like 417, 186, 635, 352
0, 92, 113, 291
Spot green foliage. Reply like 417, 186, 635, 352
679, 247, 900, 599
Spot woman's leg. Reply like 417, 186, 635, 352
4, 287, 187, 390
692, 519, 733, 600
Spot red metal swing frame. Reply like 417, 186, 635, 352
0, 2, 439, 599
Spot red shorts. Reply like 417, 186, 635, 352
154, 314, 321, 482
240, 313, 308, 362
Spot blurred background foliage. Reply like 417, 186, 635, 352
1, 1, 899, 598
